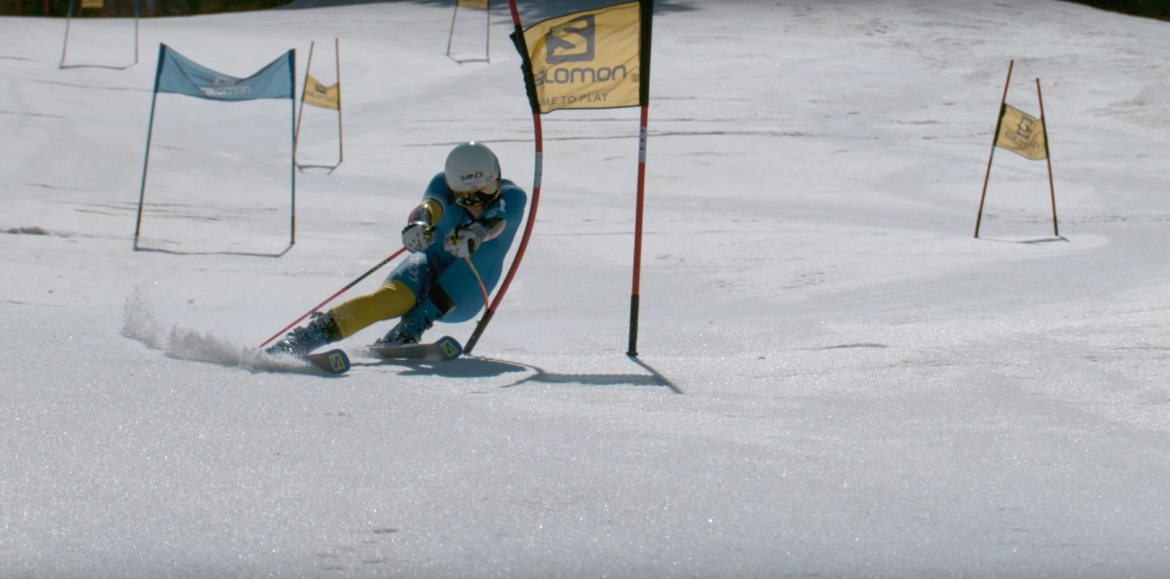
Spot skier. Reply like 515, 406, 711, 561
267, 142, 527, 356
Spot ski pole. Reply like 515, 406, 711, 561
259, 247, 406, 348
464, 256, 490, 313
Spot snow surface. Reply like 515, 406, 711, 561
4, 0, 1170, 576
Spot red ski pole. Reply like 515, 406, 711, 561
259, 248, 406, 348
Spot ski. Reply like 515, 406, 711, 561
368, 336, 463, 362
304, 348, 352, 374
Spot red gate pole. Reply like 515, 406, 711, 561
463, 0, 544, 354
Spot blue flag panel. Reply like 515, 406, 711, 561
155, 44, 293, 101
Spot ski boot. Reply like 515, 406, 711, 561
376, 299, 445, 347
266, 312, 342, 357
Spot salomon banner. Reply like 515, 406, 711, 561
521, 0, 642, 113
995, 103, 1047, 161
156, 44, 294, 101
302, 75, 340, 110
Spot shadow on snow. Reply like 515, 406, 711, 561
354, 354, 682, 393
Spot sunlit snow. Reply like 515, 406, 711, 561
3, 0, 1170, 576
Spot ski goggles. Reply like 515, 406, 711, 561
453, 179, 500, 208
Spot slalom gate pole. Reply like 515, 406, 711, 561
463, 0, 544, 355
446, 3, 459, 57
258, 248, 406, 348
294, 41, 315, 158
134, 0, 140, 63
59, 0, 75, 68
335, 38, 344, 165
134, 44, 167, 250
627, 0, 654, 357
1036, 78, 1059, 237
289, 49, 297, 246
627, 105, 648, 357
975, 59, 1013, 239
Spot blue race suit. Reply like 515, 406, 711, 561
384, 173, 527, 323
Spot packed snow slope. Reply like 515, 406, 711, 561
3, 0, 1170, 576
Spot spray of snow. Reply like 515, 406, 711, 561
121, 287, 306, 373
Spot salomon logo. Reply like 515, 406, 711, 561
327, 352, 346, 371
546, 15, 594, 64
439, 339, 460, 357
1013, 116, 1037, 140
535, 14, 627, 89
200, 76, 251, 97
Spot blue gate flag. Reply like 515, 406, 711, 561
155, 44, 294, 101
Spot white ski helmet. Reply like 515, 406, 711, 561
445, 142, 500, 193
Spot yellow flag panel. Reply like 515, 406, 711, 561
81, 0, 103, 8
302, 75, 340, 111
522, 0, 641, 113
457, 0, 489, 9
995, 104, 1047, 160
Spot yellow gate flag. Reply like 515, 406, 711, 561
81, 0, 103, 7
302, 75, 340, 111
995, 104, 1047, 160
457, 0, 489, 9
522, 0, 641, 114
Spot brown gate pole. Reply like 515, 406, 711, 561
975, 60, 1014, 238
1036, 78, 1058, 237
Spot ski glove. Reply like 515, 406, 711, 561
402, 221, 435, 253
444, 221, 489, 258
